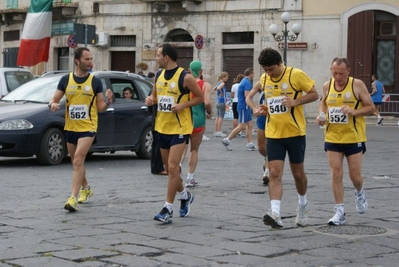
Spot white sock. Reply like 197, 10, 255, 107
187, 173, 194, 181
270, 200, 281, 216
335, 203, 344, 214
179, 189, 188, 200
377, 115, 381, 119
164, 202, 173, 213
298, 194, 307, 206
355, 188, 364, 197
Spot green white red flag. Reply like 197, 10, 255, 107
17, 0, 53, 66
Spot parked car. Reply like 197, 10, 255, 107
0, 67, 35, 99
0, 71, 154, 165
41, 70, 70, 77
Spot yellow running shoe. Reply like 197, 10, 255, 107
78, 187, 93, 204
64, 196, 78, 211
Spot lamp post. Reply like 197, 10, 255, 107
269, 12, 302, 66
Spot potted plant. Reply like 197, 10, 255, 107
136, 62, 148, 71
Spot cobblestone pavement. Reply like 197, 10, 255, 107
0, 119, 398, 267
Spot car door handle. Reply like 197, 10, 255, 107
141, 106, 148, 110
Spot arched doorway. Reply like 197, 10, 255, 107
164, 28, 194, 70
342, 4, 399, 96
347, 10, 398, 94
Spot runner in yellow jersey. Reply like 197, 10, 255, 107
145, 43, 203, 223
255, 48, 319, 229
316, 57, 374, 225
49, 47, 113, 212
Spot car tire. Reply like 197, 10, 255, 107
36, 128, 66, 165
136, 126, 152, 159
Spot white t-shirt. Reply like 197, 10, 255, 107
231, 83, 239, 103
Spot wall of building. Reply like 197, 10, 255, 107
303, 0, 399, 16
0, 0, 398, 104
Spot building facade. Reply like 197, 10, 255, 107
1, 0, 398, 107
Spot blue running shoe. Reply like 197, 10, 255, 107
180, 191, 194, 217
154, 207, 173, 223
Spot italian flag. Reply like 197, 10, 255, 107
17, 0, 53, 66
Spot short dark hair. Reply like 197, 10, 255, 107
258, 48, 282, 66
147, 72, 155, 78
373, 74, 378, 79
331, 57, 350, 68
123, 87, 133, 94
244, 68, 254, 76
159, 43, 178, 62
74, 47, 90, 62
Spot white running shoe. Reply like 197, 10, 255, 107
202, 135, 209, 141
186, 178, 198, 187
221, 138, 232, 151
295, 202, 309, 227
355, 190, 368, 214
246, 143, 258, 151
328, 206, 345, 225
214, 132, 226, 137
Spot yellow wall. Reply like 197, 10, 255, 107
303, 0, 399, 16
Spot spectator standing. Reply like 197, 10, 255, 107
213, 72, 229, 137
231, 74, 245, 136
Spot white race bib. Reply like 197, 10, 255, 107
69, 105, 88, 120
158, 96, 174, 113
267, 96, 288, 115
328, 107, 348, 124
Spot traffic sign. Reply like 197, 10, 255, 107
195, 35, 204, 49
67, 35, 77, 48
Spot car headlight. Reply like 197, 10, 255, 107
0, 119, 34, 130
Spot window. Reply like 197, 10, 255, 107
136, 79, 152, 98
4, 30, 19, 42
109, 79, 138, 101
222, 32, 254, 45
6, 0, 18, 9
165, 29, 194, 42
110, 36, 136, 47
5, 71, 35, 93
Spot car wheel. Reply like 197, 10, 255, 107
136, 126, 152, 159
36, 128, 66, 165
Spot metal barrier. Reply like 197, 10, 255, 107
380, 94, 399, 116
305, 94, 399, 122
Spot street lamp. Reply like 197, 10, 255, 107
269, 12, 302, 66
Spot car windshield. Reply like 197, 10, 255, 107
1, 76, 62, 103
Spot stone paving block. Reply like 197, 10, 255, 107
166, 242, 233, 258
99, 255, 162, 267
209, 253, 292, 267
51, 248, 119, 262
5, 256, 84, 267
0, 123, 398, 266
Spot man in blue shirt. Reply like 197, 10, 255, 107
222, 68, 257, 151
370, 74, 385, 125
